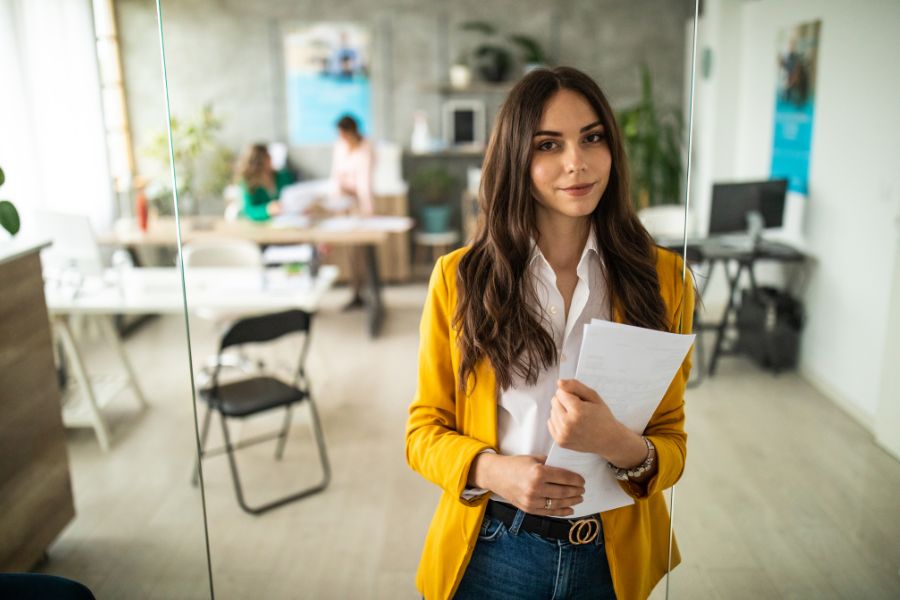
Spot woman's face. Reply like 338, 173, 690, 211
529, 89, 612, 226
338, 129, 356, 145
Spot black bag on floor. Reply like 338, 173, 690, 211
736, 286, 804, 372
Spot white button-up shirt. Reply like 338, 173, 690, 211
463, 230, 611, 504
496, 230, 610, 458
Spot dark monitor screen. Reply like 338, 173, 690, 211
709, 179, 788, 235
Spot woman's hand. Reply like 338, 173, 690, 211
548, 379, 648, 469
469, 453, 585, 517
267, 201, 283, 216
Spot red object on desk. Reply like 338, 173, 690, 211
135, 189, 148, 232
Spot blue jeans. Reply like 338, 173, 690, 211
454, 509, 617, 600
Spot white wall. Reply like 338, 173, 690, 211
0, 0, 114, 232
118, 0, 693, 180
692, 0, 900, 425
876, 236, 900, 460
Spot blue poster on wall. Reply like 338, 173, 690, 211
770, 20, 821, 195
284, 24, 371, 145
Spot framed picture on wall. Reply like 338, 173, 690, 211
283, 23, 372, 145
442, 100, 485, 149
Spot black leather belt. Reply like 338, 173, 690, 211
486, 500, 603, 545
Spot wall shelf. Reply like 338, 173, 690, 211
419, 82, 515, 94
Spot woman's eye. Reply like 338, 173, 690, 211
584, 132, 606, 144
537, 140, 558, 151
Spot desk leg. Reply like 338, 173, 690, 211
708, 263, 745, 376
55, 316, 111, 451
364, 244, 384, 338
97, 316, 149, 409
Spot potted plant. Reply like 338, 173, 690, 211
508, 34, 546, 73
412, 166, 457, 233
458, 22, 547, 82
617, 64, 684, 209
459, 21, 513, 83
0, 166, 21, 238
143, 104, 234, 216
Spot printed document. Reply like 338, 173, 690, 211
545, 320, 695, 515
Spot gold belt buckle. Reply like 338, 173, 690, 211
567, 516, 601, 545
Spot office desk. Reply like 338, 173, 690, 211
99, 216, 413, 337
45, 266, 339, 449
97, 216, 408, 246
681, 239, 806, 377
1, 242, 74, 570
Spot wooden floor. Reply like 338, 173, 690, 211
38, 284, 900, 599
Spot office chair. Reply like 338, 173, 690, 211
181, 237, 262, 269
192, 309, 331, 515
182, 238, 264, 382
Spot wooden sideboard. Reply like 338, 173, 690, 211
321, 192, 412, 283
0, 241, 75, 571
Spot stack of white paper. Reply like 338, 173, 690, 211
545, 319, 695, 515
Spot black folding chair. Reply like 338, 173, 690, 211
192, 309, 331, 515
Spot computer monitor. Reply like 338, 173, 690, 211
708, 178, 788, 235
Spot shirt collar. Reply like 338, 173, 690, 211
529, 227, 601, 269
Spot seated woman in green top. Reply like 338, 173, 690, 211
235, 143, 296, 221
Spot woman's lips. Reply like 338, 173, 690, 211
560, 182, 595, 197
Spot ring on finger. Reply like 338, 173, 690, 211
544, 497, 552, 510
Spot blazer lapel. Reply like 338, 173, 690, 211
470, 358, 498, 449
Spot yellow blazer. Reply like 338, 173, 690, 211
405, 245, 694, 600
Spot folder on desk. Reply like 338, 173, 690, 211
545, 320, 695, 514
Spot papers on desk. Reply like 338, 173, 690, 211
279, 179, 332, 214
545, 320, 695, 514
317, 216, 414, 232
270, 214, 312, 229
262, 244, 314, 265
363, 216, 415, 231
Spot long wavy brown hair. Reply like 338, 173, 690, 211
235, 143, 273, 191
454, 66, 669, 393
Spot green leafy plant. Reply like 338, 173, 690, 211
458, 21, 545, 82
0, 166, 21, 237
508, 34, 545, 64
617, 64, 684, 209
411, 166, 457, 205
143, 104, 234, 215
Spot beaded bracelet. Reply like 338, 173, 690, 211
607, 436, 656, 482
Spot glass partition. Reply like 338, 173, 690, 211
673, 1, 900, 598
154, 0, 698, 597
0, 0, 211, 598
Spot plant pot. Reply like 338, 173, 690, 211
420, 204, 452, 233
449, 64, 472, 89
474, 45, 511, 83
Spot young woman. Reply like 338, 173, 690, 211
405, 66, 694, 600
235, 143, 295, 221
330, 114, 374, 310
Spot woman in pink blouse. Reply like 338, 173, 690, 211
331, 115, 375, 310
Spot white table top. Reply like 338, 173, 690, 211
45, 266, 338, 315
0, 239, 51, 266
100, 215, 414, 247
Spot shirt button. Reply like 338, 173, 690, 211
550, 306, 557, 315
